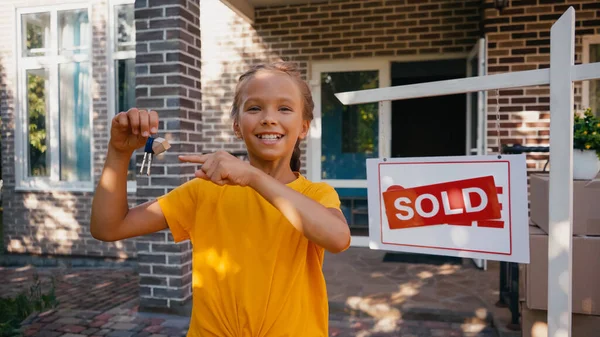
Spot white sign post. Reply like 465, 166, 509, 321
334, 7, 600, 337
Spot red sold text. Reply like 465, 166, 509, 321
382, 176, 504, 230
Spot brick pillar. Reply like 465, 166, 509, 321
134, 0, 201, 314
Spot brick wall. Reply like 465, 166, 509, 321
0, 0, 136, 258
484, 0, 600, 171
200, 0, 482, 174
134, 0, 201, 313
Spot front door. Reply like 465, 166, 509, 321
309, 61, 390, 242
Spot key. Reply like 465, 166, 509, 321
140, 136, 171, 176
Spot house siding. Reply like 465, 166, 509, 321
0, 0, 137, 258
485, 0, 600, 171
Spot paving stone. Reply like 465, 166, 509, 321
111, 316, 135, 323
95, 314, 114, 321
60, 311, 81, 317
107, 331, 135, 337
158, 328, 181, 336
160, 320, 188, 330
33, 331, 62, 337
58, 325, 87, 333
82, 328, 100, 335
133, 332, 151, 337
56, 317, 85, 325
149, 319, 164, 326
101, 322, 115, 329
77, 311, 102, 319
24, 328, 38, 336
42, 323, 63, 331
94, 329, 112, 336
132, 324, 147, 332
111, 323, 138, 330
41, 315, 60, 323
90, 321, 108, 328
61, 334, 87, 337
143, 326, 162, 334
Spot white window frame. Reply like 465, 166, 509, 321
14, 3, 94, 192
582, 35, 600, 115
107, 0, 136, 193
309, 59, 392, 189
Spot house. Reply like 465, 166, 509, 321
1, 0, 599, 314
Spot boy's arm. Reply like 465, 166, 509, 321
249, 170, 350, 254
91, 109, 168, 242
91, 144, 168, 242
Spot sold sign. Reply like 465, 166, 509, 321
382, 176, 502, 230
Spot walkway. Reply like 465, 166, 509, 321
1, 247, 513, 336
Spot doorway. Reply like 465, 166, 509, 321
391, 59, 467, 158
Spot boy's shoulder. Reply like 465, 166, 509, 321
291, 174, 338, 196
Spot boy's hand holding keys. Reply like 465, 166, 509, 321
110, 108, 159, 154
110, 108, 170, 175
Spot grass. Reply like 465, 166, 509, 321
0, 203, 59, 336
0, 273, 59, 337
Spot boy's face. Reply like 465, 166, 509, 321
235, 70, 309, 165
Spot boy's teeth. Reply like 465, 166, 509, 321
259, 134, 280, 139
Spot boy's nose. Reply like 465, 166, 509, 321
260, 111, 278, 125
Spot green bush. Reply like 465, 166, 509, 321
0, 273, 58, 337
574, 108, 600, 160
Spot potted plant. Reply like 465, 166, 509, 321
573, 108, 600, 180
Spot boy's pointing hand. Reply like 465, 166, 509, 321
179, 151, 257, 187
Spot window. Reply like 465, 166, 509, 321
108, 0, 136, 190
310, 61, 391, 231
16, 5, 92, 190
320, 71, 379, 179
583, 36, 600, 117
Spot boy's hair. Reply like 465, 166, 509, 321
230, 61, 314, 172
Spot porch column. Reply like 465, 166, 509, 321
134, 0, 202, 314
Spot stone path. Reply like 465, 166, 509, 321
3, 247, 512, 336
0, 265, 137, 312
323, 247, 500, 336
19, 300, 188, 337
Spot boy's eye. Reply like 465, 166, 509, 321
280, 106, 292, 112
247, 106, 260, 111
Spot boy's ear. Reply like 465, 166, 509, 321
233, 121, 242, 139
298, 119, 310, 140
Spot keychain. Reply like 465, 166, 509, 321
140, 135, 171, 176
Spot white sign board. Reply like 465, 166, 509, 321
366, 154, 530, 264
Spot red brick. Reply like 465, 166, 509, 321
58, 325, 87, 333
24, 329, 39, 336
89, 321, 107, 328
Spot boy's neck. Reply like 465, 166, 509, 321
249, 157, 297, 185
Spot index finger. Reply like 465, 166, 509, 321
178, 154, 208, 164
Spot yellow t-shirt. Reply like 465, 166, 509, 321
156, 173, 345, 337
